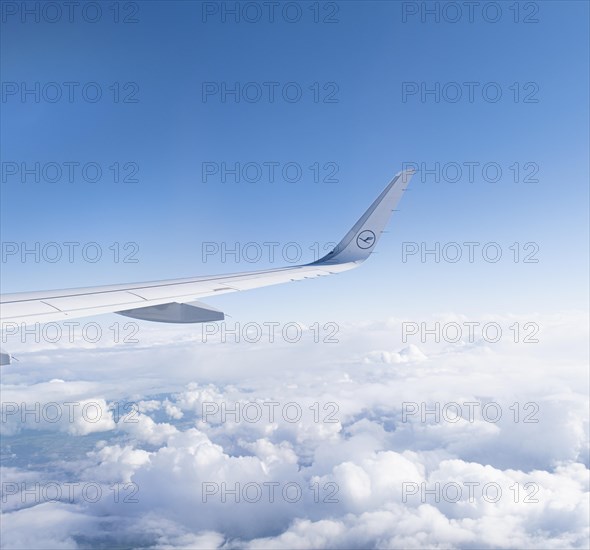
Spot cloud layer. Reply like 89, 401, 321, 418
1, 312, 588, 548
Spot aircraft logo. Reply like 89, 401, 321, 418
356, 230, 376, 249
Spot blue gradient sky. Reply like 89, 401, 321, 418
1, 1, 588, 320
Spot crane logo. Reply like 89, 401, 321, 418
356, 230, 376, 249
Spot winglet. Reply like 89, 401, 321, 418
314, 168, 415, 265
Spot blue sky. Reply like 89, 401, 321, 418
1, 0, 588, 320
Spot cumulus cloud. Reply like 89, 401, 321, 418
363, 344, 428, 364
0, 312, 588, 548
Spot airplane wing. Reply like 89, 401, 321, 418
0, 168, 414, 363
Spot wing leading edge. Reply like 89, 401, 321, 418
0, 168, 414, 363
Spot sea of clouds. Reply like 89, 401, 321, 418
0, 311, 588, 549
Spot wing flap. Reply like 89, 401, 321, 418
129, 281, 222, 301
0, 300, 61, 320
43, 291, 144, 312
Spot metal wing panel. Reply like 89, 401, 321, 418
0, 264, 354, 326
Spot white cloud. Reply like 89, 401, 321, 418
0, 312, 588, 548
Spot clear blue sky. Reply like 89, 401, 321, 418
1, 1, 588, 320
